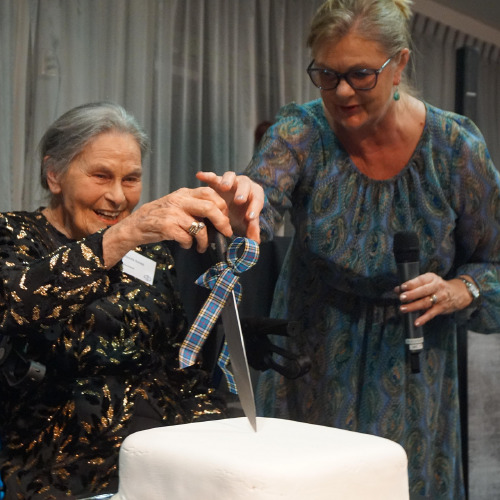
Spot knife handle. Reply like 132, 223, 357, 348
206, 221, 229, 262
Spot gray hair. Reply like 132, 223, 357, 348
39, 101, 150, 190
307, 0, 413, 60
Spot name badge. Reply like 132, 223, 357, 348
122, 250, 157, 285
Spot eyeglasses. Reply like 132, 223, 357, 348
306, 56, 393, 91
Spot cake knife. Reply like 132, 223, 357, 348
212, 230, 258, 432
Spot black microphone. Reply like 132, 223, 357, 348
393, 231, 424, 374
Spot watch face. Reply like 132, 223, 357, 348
469, 283, 480, 298
463, 279, 480, 299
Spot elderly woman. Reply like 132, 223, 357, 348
0, 102, 263, 498
201, 0, 500, 498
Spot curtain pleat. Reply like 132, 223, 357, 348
411, 12, 500, 164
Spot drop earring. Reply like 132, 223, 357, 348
393, 86, 400, 101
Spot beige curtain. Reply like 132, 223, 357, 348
0, 0, 322, 211
1, 1, 499, 213
411, 13, 500, 163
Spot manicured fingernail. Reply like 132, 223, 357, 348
400, 305, 407, 312
248, 211, 255, 219
236, 195, 244, 200
400, 294, 407, 301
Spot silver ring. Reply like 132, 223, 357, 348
187, 221, 205, 236
430, 293, 438, 305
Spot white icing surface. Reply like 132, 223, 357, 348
113, 417, 409, 500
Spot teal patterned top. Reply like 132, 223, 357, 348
244, 99, 500, 499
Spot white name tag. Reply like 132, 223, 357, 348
122, 250, 157, 285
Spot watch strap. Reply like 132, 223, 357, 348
459, 276, 480, 303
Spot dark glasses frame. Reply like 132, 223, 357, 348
306, 56, 393, 91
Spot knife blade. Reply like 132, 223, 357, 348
213, 230, 257, 432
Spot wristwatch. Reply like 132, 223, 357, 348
459, 276, 480, 305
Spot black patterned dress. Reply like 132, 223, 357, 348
0, 210, 225, 499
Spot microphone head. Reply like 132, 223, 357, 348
393, 231, 420, 263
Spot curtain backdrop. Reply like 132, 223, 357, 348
411, 13, 500, 162
1, 0, 500, 213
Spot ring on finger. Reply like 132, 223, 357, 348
187, 221, 205, 236
429, 293, 438, 306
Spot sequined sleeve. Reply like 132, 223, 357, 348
0, 211, 110, 336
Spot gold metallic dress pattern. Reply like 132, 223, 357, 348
0, 210, 225, 499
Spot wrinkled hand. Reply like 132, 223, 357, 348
395, 272, 474, 327
196, 171, 264, 243
103, 187, 232, 267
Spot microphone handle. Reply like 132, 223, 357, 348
397, 261, 424, 373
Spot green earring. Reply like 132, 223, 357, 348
394, 87, 400, 101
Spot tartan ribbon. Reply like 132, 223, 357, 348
179, 236, 259, 394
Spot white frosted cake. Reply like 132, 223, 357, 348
112, 417, 409, 500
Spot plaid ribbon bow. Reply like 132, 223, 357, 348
179, 236, 259, 393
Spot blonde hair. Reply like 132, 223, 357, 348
393, 0, 413, 20
307, 0, 413, 57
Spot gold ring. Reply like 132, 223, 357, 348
430, 293, 438, 305
187, 221, 205, 236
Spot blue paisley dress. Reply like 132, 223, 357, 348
244, 99, 500, 499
